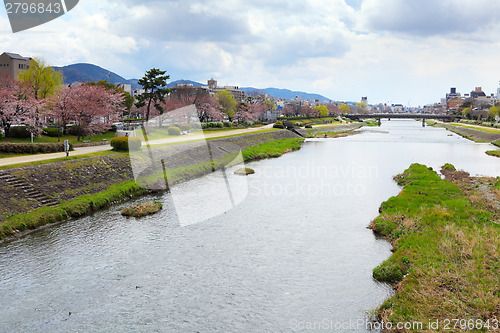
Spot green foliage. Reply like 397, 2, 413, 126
67, 125, 84, 137
339, 103, 351, 114
273, 121, 285, 129
17, 58, 63, 100
215, 90, 237, 121
7, 126, 31, 138
305, 124, 313, 129
0, 142, 71, 154
316, 105, 329, 117
180, 124, 192, 131
442, 163, 456, 171
110, 136, 142, 151
167, 126, 182, 136
42, 127, 62, 137
223, 121, 232, 128
135, 68, 171, 121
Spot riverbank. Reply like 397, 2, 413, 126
435, 122, 500, 143
0, 130, 305, 242
370, 163, 499, 331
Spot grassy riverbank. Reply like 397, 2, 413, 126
0, 136, 304, 241
370, 164, 499, 331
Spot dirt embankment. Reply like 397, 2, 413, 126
0, 130, 300, 221
437, 123, 500, 143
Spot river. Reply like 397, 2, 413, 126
0, 120, 498, 332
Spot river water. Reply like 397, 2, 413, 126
0, 120, 498, 332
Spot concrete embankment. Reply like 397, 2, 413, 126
0, 130, 301, 223
437, 123, 500, 143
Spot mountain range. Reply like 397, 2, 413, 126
54, 63, 332, 101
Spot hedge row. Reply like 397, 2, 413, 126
0, 142, 72, 154
110, 136, 142, 151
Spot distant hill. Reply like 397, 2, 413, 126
53, 63, 142, 89
241, 87, 331, 102
53, 63, 331, 101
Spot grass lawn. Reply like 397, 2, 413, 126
0, 150, 126, 171
371, 164, 499, 327
451, 123, 500, 134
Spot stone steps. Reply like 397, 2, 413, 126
0, 171, 59, 208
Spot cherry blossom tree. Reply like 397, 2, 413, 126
50, 84, 124, 141
0, 75, 17, 136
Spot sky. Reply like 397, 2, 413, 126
1, 0, 500, 106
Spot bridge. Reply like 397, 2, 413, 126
346, 113, 462, 127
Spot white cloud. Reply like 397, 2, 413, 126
1, 0, 500, 105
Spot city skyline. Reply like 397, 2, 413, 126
1, 0, 500, 106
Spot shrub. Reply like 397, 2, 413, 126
7, 126, 31, 138
273, 121, 285, 129
0, 142, 72, 154
180, 124, 192, 132
168, 126, 182, 136
110, 125, 117, 132
305, 124, 313, 128
295, 122, 303, 127
201, 123, 209, 129
42, 127, 62, 137
110, 136, 142, 151
67, 125, 84, 136
223, 121, 232, 127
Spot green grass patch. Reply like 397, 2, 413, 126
451, 123, 500, 134
371, 163, 500, 326
241, 138, 304, 161
486, 150, 500, 158
0, 150, 125, 171
121, 201, 162, 218
234, 168, 255, 175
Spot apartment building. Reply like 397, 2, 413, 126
0, 52, 31, 79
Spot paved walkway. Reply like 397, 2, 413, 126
0, 125, 275, 167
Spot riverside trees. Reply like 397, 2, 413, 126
49, 84, 124, 140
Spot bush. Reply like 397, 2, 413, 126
273, 121, 285, 129
180, 124, 192, 132
0, 142, 72, 154
110, 136, 142, 151
110, 125, 117, 132
168, 126, 182, 136
295, 122, 303, 127
201, 123, 209, 129
223, 121, 232, 127
67, 125, 84, 136
305, 124, 313, 129
7, 126, 31, 138
42, 127, 62, 137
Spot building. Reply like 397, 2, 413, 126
470, 87, 495, 109
0, 52, 31, 79
205, 79, 245, 101
117, 84, 132, 95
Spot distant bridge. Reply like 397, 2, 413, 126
346, 113, 462, 127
